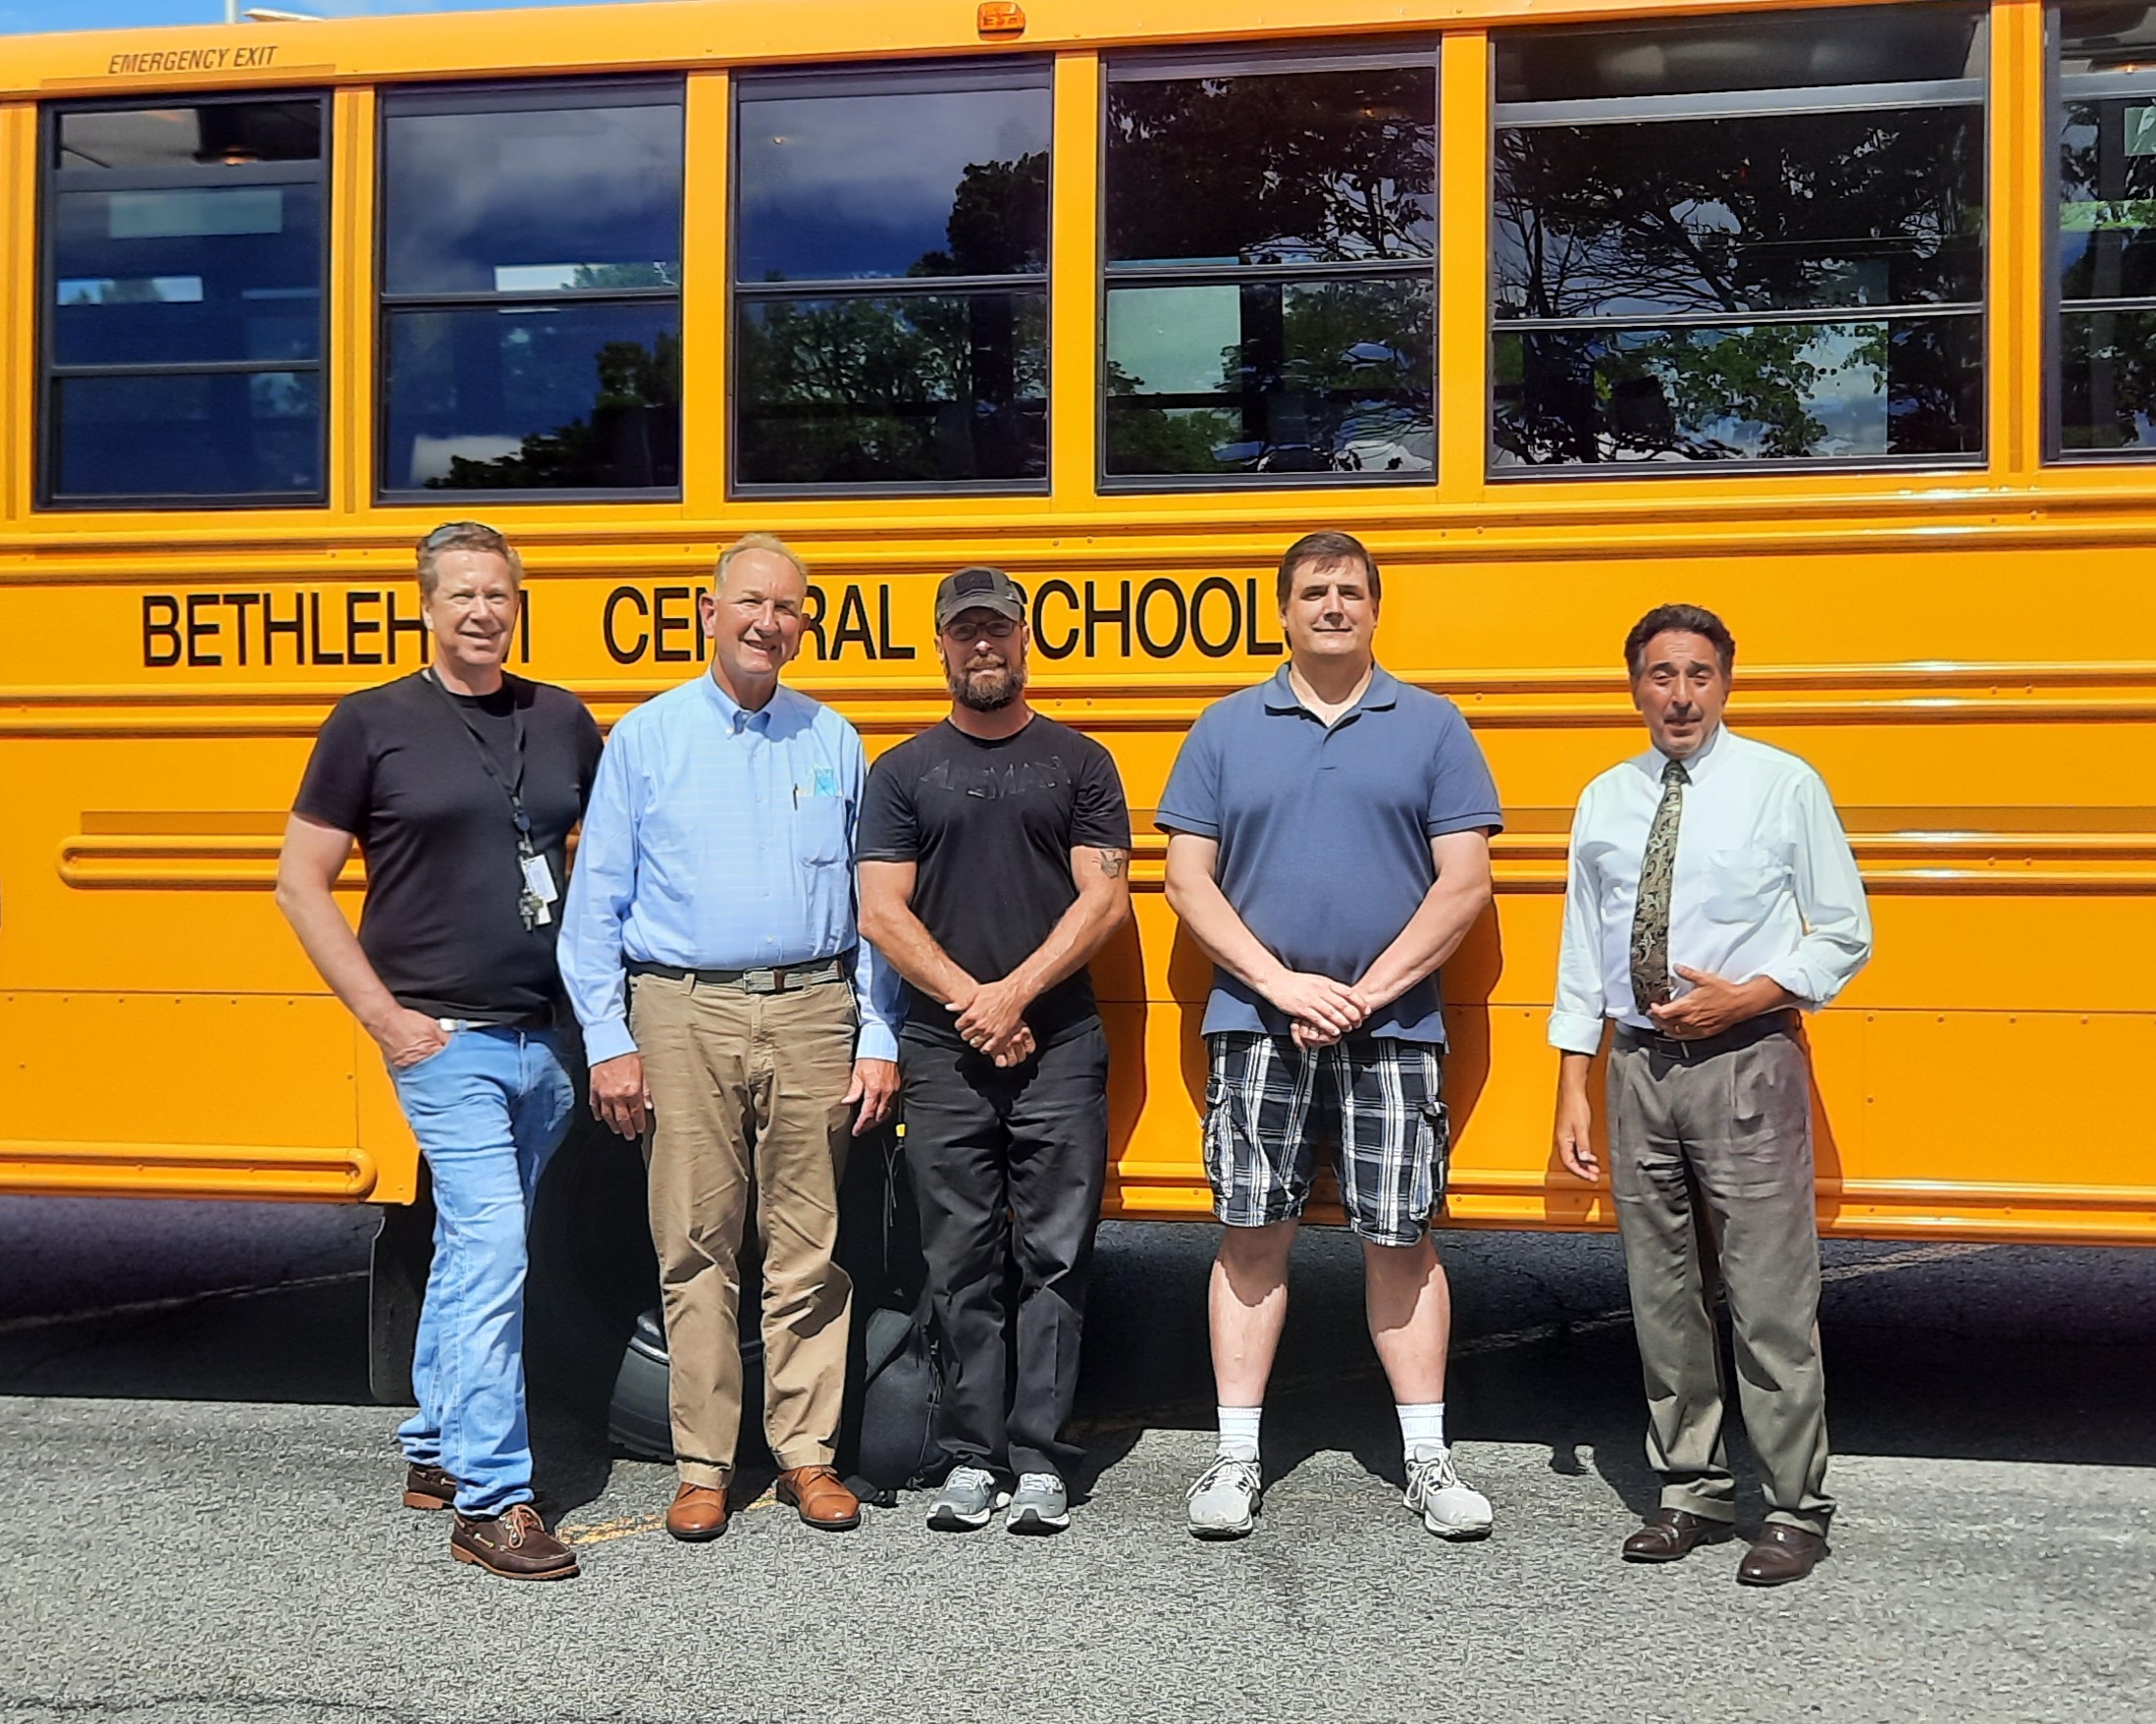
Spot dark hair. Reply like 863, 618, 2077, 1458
1277, 530, 1382, 606
1624, 603, 1735, 679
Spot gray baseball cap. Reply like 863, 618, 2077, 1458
934, 565, 1027, 631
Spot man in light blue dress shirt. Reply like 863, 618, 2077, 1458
560, 534, 901, 1542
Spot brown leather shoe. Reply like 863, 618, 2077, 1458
449, 1503, 579, 1581
1737, 1523, 1829, 1587
1622, 1507, 1734, 1563
665, 1483, 731, 1541
775, 1465, 862, 1532
402, 1462, 456, 1511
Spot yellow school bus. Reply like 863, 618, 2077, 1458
4, 0, 2154, 1414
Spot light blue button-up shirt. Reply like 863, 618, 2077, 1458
559, 671, 901, 1066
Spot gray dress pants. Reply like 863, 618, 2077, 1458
1607, 1024, 1834, 1535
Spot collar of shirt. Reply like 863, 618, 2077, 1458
698, 668, 795, 735
1260, 662, 1401, 722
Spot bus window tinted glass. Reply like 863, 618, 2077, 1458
735, 292, 1046, 485
382, 301, 680, 491
1106, 68, 1435, 266
735, 86, 1048, 282
382, 101, 682, 295
1106, 277, 1433, 475
2057, 3, 2156, 453
53, 371, 320, 497
53, 184, 321, 366
1492, 6, 1985, 471
57, 101, 321, 170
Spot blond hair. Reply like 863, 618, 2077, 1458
714, 532, 811, 593
415, 520, 523, 598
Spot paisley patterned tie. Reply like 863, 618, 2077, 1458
1628, 756, 1690, 1013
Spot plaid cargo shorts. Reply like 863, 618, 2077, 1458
1201, 1032, 1450, 1246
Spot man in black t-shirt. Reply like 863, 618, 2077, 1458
278, 521, 601, 1582
858, 566, 1131, 1536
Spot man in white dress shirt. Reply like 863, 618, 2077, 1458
1550, 604, 1871, 1588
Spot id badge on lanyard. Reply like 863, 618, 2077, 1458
427, 669, 552, 930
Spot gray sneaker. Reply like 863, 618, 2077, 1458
1006, 1472, 1070, 1535
926, 1464, 1008, 1532
1405, 1447, 1494, 1541
1185, 1454, 1262, 1540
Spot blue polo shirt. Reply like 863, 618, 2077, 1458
1156, 665, 1502, 1043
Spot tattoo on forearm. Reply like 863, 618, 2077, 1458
1097, 848, 1129, 878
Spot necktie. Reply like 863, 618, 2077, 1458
1629, 756, 1690, 1013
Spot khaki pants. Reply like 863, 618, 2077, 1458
1607, 1026, 1834, 1536
632, 972, 857, 1486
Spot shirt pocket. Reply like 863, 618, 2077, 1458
795, 796, 849, 866
1700, 846, 1785, 924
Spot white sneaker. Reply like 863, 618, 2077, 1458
1185, 1453, 1262, 1540
1405, 1447, 1493, 1541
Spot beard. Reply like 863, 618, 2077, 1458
947, 654, 1025, 711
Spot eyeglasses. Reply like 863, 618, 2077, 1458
942, 616, 1019, 645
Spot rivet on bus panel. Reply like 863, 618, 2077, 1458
977, 1, 1025, 34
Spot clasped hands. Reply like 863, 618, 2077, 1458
1264, 968, 1374, 1050
948, 974, 1037, 1068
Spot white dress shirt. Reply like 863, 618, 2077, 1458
1548, 724, 1872, 1055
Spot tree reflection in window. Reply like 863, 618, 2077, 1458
1492, 10, 1985, 469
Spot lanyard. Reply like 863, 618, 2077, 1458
424, 668, 533, 857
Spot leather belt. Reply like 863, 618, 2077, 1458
1615, 1009, 1798, 1064
626, 956, 847, 996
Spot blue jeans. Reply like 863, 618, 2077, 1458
390, 1025, 575, 1517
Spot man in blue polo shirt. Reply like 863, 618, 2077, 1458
1159, 530, 1502, 1543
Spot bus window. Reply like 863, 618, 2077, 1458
377, 81, 683, 497
1101, 48, 1436, 485
731, 63, 1050, 492
1491, 4, 1987, 472
42, 97, 328, 506
2056, 2, 2156, 457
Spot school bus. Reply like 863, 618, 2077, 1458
4, 0, 2154, 1423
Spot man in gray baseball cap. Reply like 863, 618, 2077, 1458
857, 565, 1132, 1535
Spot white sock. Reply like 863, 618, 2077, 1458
1398, 1401, 1446, 1461
1216, 1405, 1262, 1463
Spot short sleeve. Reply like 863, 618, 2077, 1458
1426, 704, 1504, 838
291, 697, 376, 838
1155, 708, 1223, 838
855, 748, 920, 862
1070, 738, 1131, 850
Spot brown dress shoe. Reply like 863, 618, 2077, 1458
402, 1462, 456, 1511
665, 1483, 731, 1542
775, 1466, 863, 1531
449, 1503, 579, 1581
1737, 1523, 1829, 1587
1622, 1508, 1734, 1563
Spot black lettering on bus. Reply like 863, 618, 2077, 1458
1135, 578, 1186, 659
387, 589, 428, 664
346, 591, 383, 666
801, 584, 828, 659
184, 593, 222, 666
264, 592, 303, 665
1189, 576, 1240, 658
142, 596, 182, 667
1032, 580, 1079, 659
1084, 579, 1131, 658
653, 586, 694, 663
877, 585, 916, 659
830, 584, 876, 660
603, 586, 649, 663
223, 593, 260, 665
306, 591, 343, 665
1244, 576, 1284, 656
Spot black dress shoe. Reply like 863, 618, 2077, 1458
1622, 1508, 1734, 1563
1737, 1523, 1829, 1587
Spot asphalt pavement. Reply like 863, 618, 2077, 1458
1, 1197, 2151, 1724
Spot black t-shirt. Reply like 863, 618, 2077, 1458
292, 670, 603, 1021
858, 715, 1131, 1046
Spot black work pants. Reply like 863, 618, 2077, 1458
898, 1019, 1110, 1480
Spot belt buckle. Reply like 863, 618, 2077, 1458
744, 966, 780, 995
